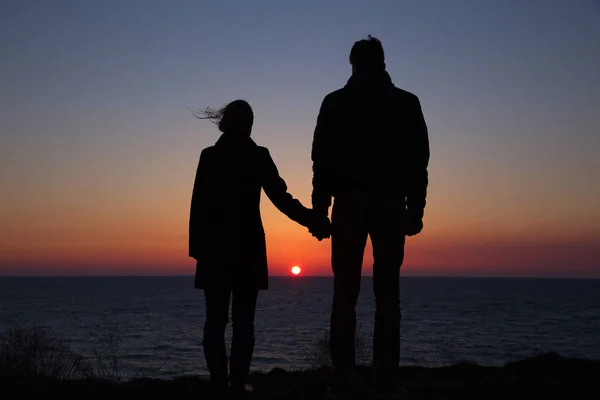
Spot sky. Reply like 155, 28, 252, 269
1, 0, 599, 277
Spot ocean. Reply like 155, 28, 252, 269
1, 276, 599, 379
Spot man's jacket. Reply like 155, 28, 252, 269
311, 70, 430, 219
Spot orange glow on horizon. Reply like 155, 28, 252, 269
1, 164, 599, 277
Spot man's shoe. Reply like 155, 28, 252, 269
228, 383, 254, 399
210, 387, 229, 400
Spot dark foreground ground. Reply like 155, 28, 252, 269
2, 353, 599, 400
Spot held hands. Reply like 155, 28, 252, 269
307, 210, 332, 241
404, 212, 424, 236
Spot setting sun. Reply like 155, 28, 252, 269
291, 266, 301, 275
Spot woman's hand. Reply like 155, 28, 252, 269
308, 212, 332, 241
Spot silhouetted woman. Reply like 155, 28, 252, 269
189, 100, 313, 398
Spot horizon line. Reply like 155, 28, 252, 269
0, 274, 598, 280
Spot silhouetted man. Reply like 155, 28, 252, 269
311, 36, 429, 399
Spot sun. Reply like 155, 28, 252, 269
291, 266, 301, 275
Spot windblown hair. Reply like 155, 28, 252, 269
349, 34, 385, 69
192, 99, 254, 134
194, 105, 226, 125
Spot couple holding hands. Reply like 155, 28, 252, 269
189, 36, 429, 400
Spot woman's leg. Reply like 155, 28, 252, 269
229, 287, 259, 389
203, 288, 231, 394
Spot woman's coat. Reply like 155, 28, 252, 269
189, 134, 310, 290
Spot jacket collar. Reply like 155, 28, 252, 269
215, 132, 256, 148
345, 70, 394, 92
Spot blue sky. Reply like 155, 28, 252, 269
1, 0, 599, 276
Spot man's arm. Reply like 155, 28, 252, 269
406, 96, 430, 223
311, 96, 334, 218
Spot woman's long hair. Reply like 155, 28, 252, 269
192, 100, 253, 135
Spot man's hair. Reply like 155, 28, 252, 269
349, 35, 385, 69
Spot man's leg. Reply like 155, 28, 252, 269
203, 288, 231, 394
330, 195, 369, 389
229, 287, 259, 390
369, 196, 406, 389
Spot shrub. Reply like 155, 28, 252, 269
0, 325, 92, 379
0, 322, 167, 382
306, 326, 370, 369
91, 320, 168, 382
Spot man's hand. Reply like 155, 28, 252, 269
308, 211, 332, 241
404, 214, 423, 236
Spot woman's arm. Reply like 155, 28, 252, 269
260, 147, 312, 227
